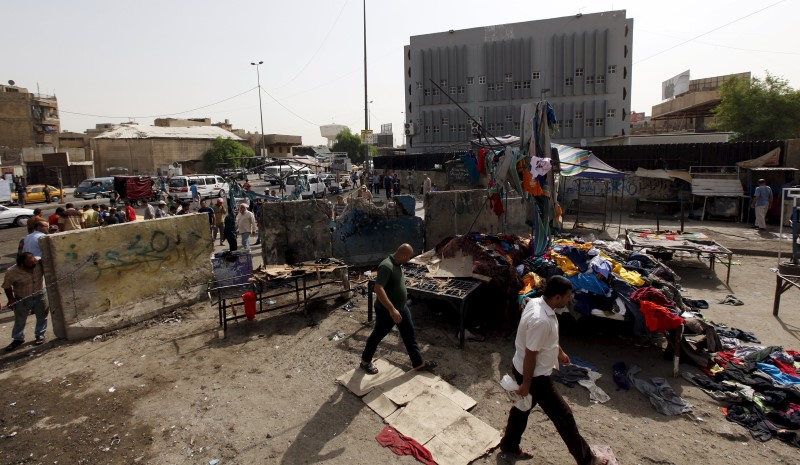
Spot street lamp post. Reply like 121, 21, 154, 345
251, 61, 266, 160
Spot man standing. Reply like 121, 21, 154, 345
155, 200, 168, 218
236, 203, 257, 250
498, 276, 601, 464
124, 200, 137, 222
59, 203, 84, 231
22, 221, 49, 258
82, 205, 100, 228
4, 252, 48, 351
213, 198, 227, 246
198, 199, 215, 238
383, 173, 393, 199
142, 199, 156, 220
190, 182, 200, 206
423, 175, 432, 195
15, 181, 27, 207
406, 172, 415, 195
27, 208, 45, 233
359, 243, 436, 375
223, 212, 237, 251
752, 178, 773, 231
48, 207, 64, 233
356, 185, 373, 201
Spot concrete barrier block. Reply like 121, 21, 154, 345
39, 214, 213, 340
393, 195, 416, 216
260, 199, 332, 265
332, 205, 425, 266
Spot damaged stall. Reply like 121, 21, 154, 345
688, 166, 744, 221
557, 145, 625, 231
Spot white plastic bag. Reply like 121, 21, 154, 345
500, 374, 532, 411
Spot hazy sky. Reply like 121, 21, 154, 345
3, 0, 798, 146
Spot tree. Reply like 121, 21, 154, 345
203, 137, 255, 172
713, 72, 800, 141
332, 128, 366, 163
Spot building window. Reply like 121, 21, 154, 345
441, 116, 448, 125
504, 73, 513, 82
496, 83, 504, 91
513, 81, 522, 90
451, 125, 458, 133
575, 68, 584, 77
416, 82, 423, 89
425, 126, 431, 134
563, 119, 573, 128
532, 71, 540, 80
487, 83, 496, 91
433, 125, 440, 133
458, 85, 465, 94
513, 122, 521, 130
575, 111, 583, 119
607, 109, 616, 118
595, 118, 604, 126
586, 76, 594, 85
565, 78, 574, 86
505, 114, 513, 122
586, 119, 594, 127
450, 86, 457, 94
424, 89, 431, 96
597, 75, 605, 84
432, 88, 440, 96
440, 79, 447, 86
608, 65, 617, 74
467, 77, 474, 85
478, 76, 486, 84
523, 80, 531, 89
459, 124, 465, 132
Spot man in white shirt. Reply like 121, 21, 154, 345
499, 275, 602, 464
423, 175, 432, 195
235, 203, 257, 250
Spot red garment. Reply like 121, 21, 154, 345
477, 148, 488, 175
126, 205, 137, 222
772, 358, 798, 375
713, 350, 743, 366
638, 301, 685, 333
489, 192, 504, 217
631, 287, 676, 310
375, 426, 437, 465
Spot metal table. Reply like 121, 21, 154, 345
626, 230, 734, 287
773, 273, 800, 316
367, 263, 483, 349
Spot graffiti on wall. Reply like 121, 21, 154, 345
561, 173, 678, 201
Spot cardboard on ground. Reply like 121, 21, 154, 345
336, 359, 405, 396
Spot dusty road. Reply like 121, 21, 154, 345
1, 245, 798, 464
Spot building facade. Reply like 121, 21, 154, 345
403, 11, 633, 154
0, 84, 60, 149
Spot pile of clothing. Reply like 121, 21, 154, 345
684, 345, 800, 447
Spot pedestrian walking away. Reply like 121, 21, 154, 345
359, 243, 437, 375
498, 275, 607, 464
4, 253, 49, 352
213, 198, 227, 245
752, 178, 773, 231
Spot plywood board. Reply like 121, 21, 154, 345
424, 436, 469, 465
336, 359, 406, 397
433, 413, 502, 462
385, 390, 467, 444
362, 388, 398, 419
429, 379, 477, 411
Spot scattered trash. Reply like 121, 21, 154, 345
328, 330, 346, 342
28, 410, 36, 416
8, 402, 16, 407
7, 431, 17, 437
342, 303, 354, 312
719, 294, 744, 306
113, 361, 123, 367
110, 435, 120, 446
162, 317, 181, 324
266, 299, 276, 305
209, 460, 220, 465
92, 335, 103, 342
363, 271, 373, 278
108, 387, 116, 393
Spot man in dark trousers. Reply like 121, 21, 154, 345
4, 253, 48, 351
359, 243, 436, 374
499, 275, 606, 464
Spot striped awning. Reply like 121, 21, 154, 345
552, 144, 590, 176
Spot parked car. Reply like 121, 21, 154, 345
261, 165, 310, 184
285, 174, 326, 199
74, 177, 114, 199
11, 184, 64, 204
318, 173, 337, 187
0, 205, 36, 228
327, 179, 342, 195
168, 175, 229, 201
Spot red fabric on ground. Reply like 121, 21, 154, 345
375, 426, 437, 465
772, 358, 798, 375
631, 287, 677, 310
638, 301, 685, 333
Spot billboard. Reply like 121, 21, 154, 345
380, 123, 393, 134
662, 70, 690, 100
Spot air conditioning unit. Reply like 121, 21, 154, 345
470, 120, 481, 136
404, 122, 415, 136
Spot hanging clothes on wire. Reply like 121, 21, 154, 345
460, 150, 480, 181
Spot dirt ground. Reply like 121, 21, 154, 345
1, 251, 799, 465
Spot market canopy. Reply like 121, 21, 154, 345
554, 144, 624, 179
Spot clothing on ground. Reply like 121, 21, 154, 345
375, 426, 436, 465
627, 365, 692, 415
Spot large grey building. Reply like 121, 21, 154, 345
403, 10, 633, 154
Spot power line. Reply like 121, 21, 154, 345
634, 0, 787, 64
59, 87, 258, 119
270, 0, 350, 90
260, 87, 319, 126
638, 28, 800, 56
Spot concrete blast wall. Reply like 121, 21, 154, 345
40, 214, 213, 340
424, 190, 534, 248
260, 199, 332, 265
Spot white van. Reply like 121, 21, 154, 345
168, 175, 229, 200
261, 165, 311, 185
285, 174, 326, 199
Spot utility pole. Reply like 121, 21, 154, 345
251, 61, 266, 162
363, 0, 370, 166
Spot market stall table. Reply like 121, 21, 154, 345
367, 263, 483, 349
625, 230, 734, 287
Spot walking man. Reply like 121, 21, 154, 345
4, 252, 48, 351
752, 178, 773, 231
198, 199, 215, 238
359, 243, 436, 374
213, 198, 227, 245
423, 175, 432, 195
235, 203, 257, 250
15, 181, 26, 207
499, 275, 604, 464
406, 172, 415, 195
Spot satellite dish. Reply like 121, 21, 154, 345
172, 161, 181, 168
8, 80, 15, 86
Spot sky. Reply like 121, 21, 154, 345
3, 0, 798, 147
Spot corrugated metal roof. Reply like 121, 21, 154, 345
93, 124, 244, 141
